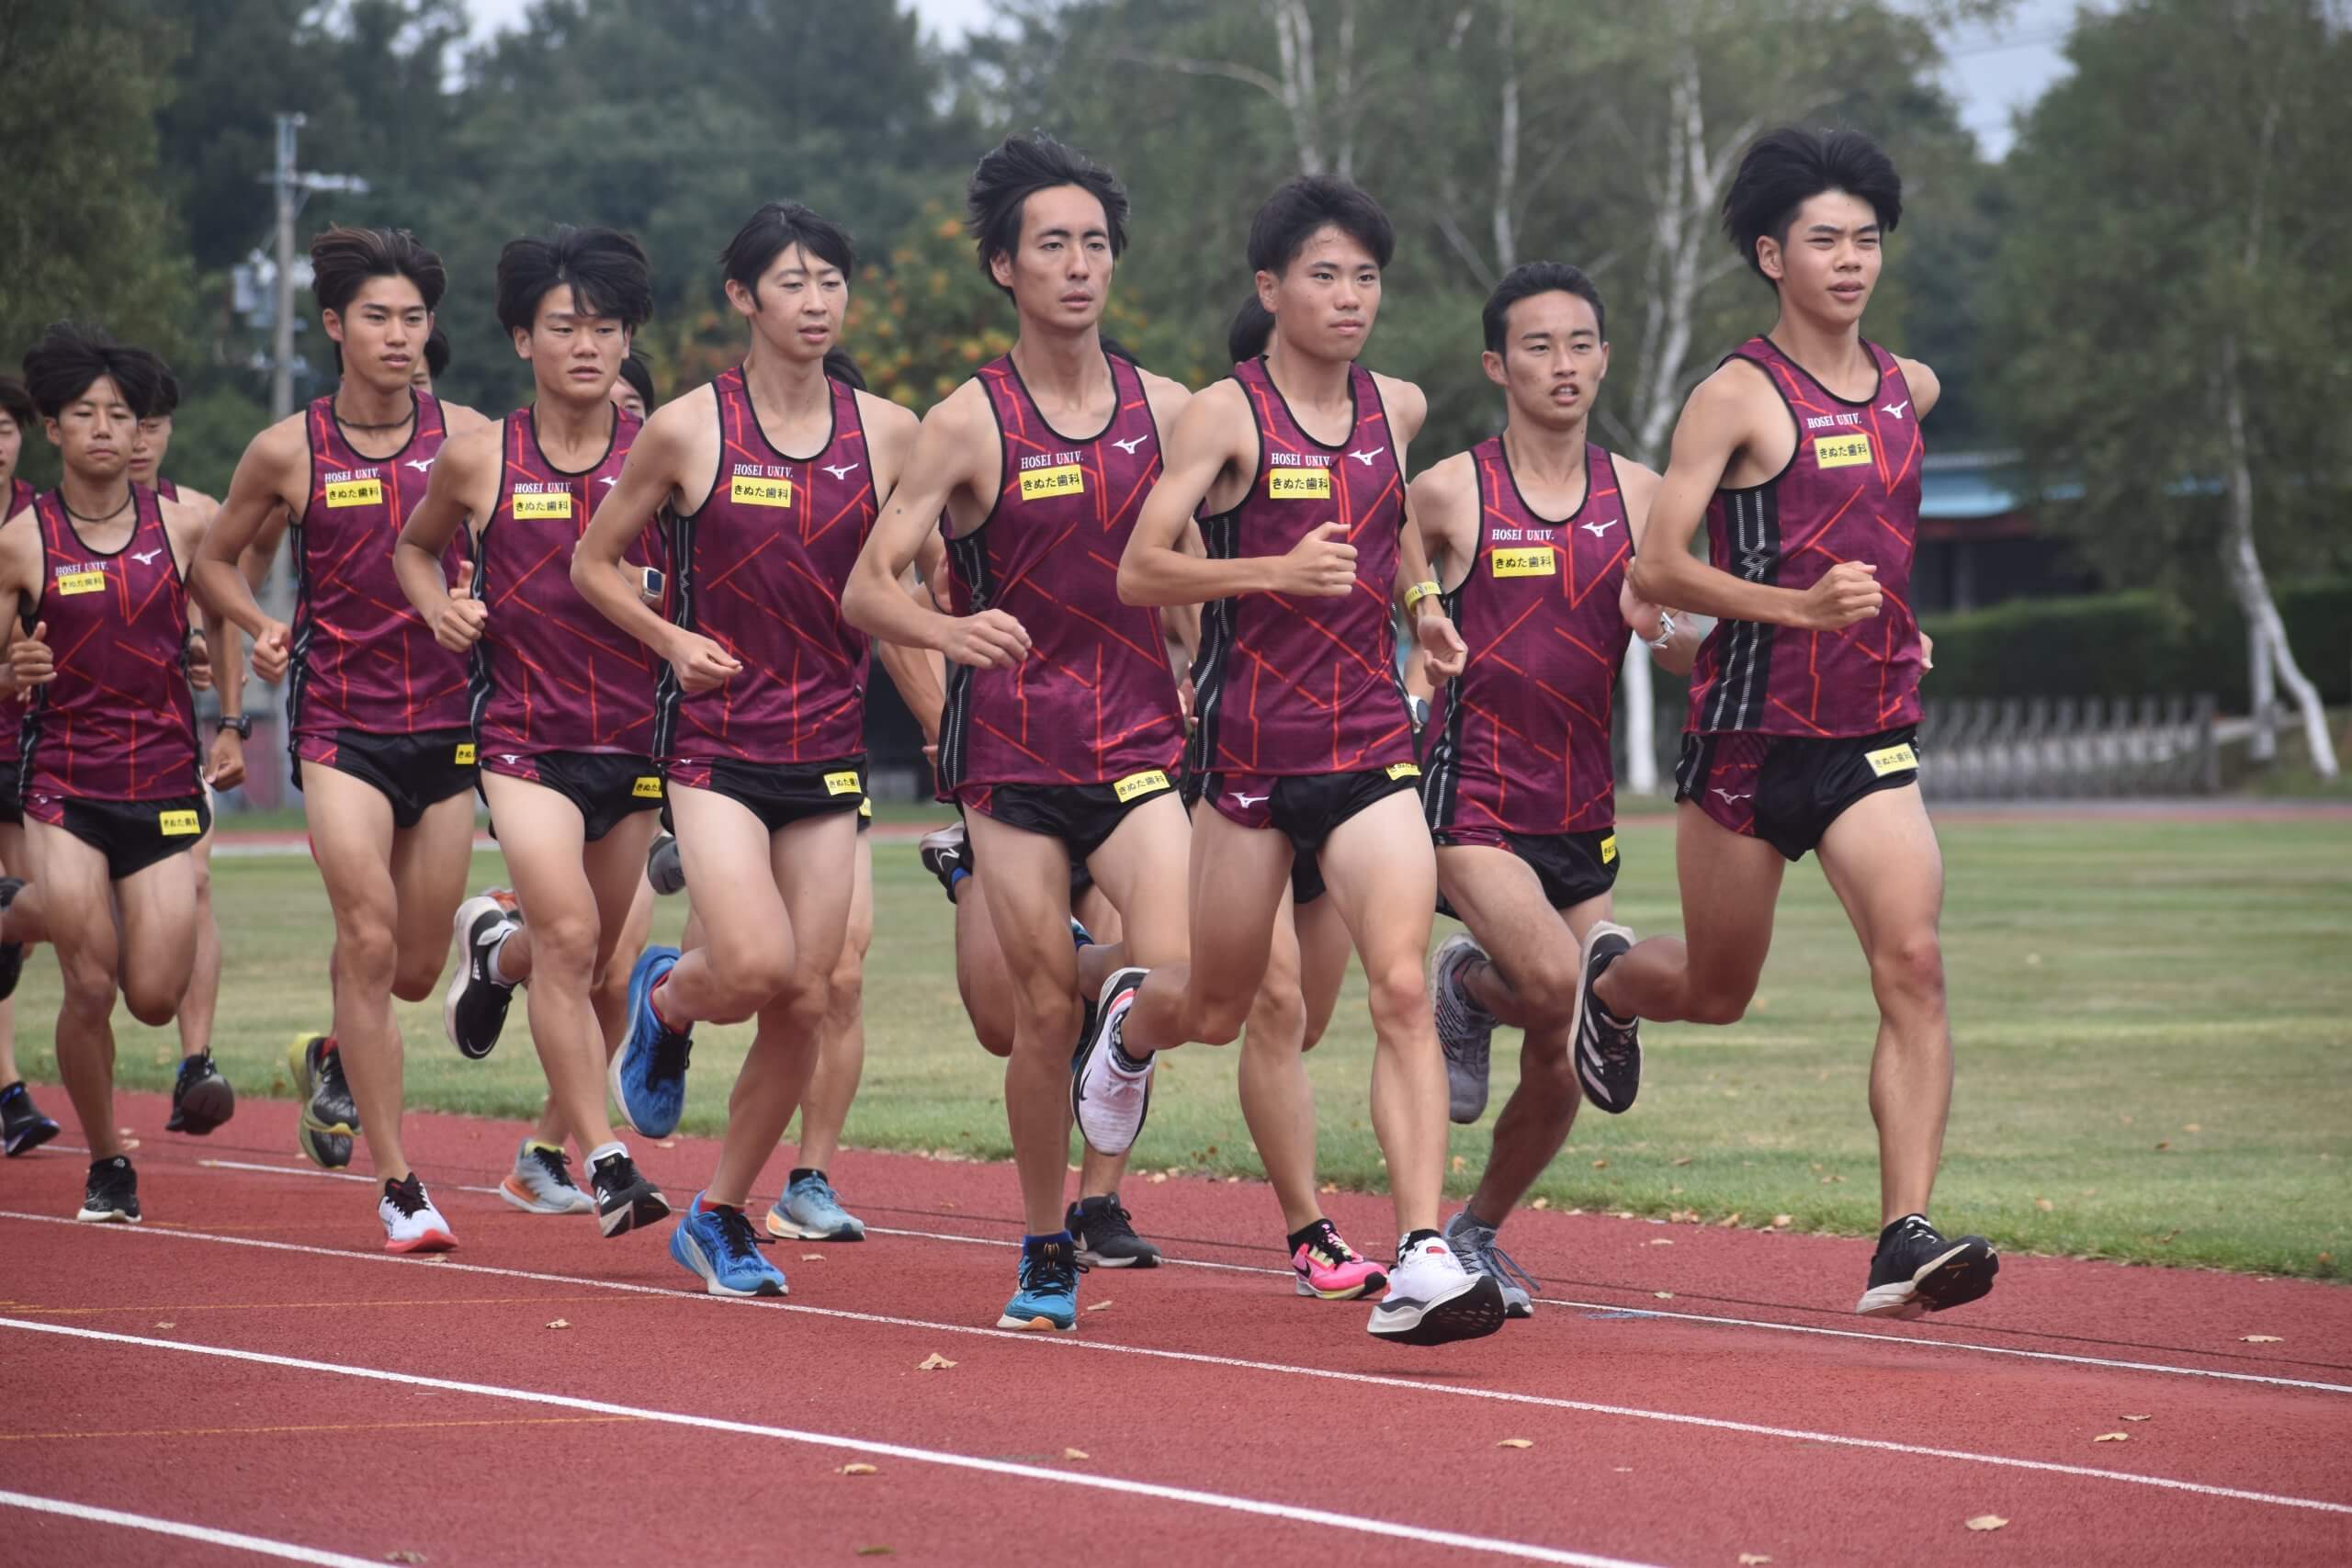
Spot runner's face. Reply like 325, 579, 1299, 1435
744, 243, 846, 367
1260, 226, 1380, 363
517, 283, 628, 406
48, 376, 137, 483
410, 361, 435, 392
128, 413, 175, 485
1483, 290, 1607, 434
609, 379, 647, 421
995, 185, 1112, 332
326, 276, 431, 396
1760, 190, 1881, 326
0, 411, 19, 484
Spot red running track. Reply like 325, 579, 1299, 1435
2, 1091, 2347, 1567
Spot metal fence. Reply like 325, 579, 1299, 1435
1913, 694, 2220, 799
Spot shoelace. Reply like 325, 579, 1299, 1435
1086, 1202, 1141, 1244
708, 1204, 772, 1266
384, 1179, 431, 1219
533, 1146, 582, 1190
1438, 952, 1497, 1035
319, 1046, 353, 1102
1023, 1246, 1078, 1296
793, 1174, 841, 1209
650, 1028, 694, 1081
1301, 1222, 1361, 1269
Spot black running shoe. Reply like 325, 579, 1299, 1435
2, 1080, 61, 1157
646, 831, 685, 897
77, 1156, 141, 1223
289, 1033, 358, 1136
918, 821, 968, 905
0, 876, 26, 1002
165, 1050, 236, 1134
444, 896, 520, 1060
1857, 1214, 1998, 1318
1571, 920, 1641, 1114
590, 1151, 672, 1239
1067, 1193, 1161, 1269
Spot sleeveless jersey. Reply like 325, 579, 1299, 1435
154, 477, 181, 502
288, 391, 469, 739
1423, 438, 1630, 836
1687, 337, 1924, 737
2, 477, 35, 771
1188, 357, 1413, 779
936, 352, 1182, 791
17, 487, 198, 802
656, 368, 876, 769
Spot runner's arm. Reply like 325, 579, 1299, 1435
394, 432, 489, 652
196, 422, 304, 662
1616, 460, 1704, 676
0, 514, 45, 695
572, 400, 695, 657
873, 562, 948, 747
1395, 464, 1464, 680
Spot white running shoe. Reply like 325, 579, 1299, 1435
1367, 1234, 1507, 1346
1430, 934, 1498, 1124
379, 1174, 458, 1255
1070, 966, 1152, 1156
499, 1139, 595, 1215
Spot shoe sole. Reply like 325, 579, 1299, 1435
1075, 1248, 1159, 1269
1855, 1241, 2000, 1317
763, 1209, 865, 1242
611, 953, 684, 1139
444, 897, 508, 1061
295, 1122, 354, 1170
995, 1311, 1078, 1332
1570, 920, 1639, 1115
597, 1186, 673, 1239
499, 1174, 592, 1216
6, 1120, 61, 1157
1368, 1272, 1509, 1347
672, 1224, 785, 1297
1294, 1270, 1387, 1301
171, 1076, 236, 1136
1071, 967, 1150, 1156
287, 1036, 358, 1137
1429, 936, 1491, 1125
385, 1230, 458, 1255
74, 1206, 141, 1223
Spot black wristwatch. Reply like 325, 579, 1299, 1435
217, 715, 253, 739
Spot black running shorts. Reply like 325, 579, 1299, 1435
664, 756, 865, 836
481, 750, 663, 843
1676, 725, 1921, 861
1433, 826, 1619, 915
27, 792, 211, 881
295, 728, 477, 830
956, 768, 1177, 866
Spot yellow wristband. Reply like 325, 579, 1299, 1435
1402, 580, 1442, 613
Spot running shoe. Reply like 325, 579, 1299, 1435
1367, 1234, 1508, 1346
1570, 920, 1642, 1114
645, 832, 685, 897
288, 1033, 356, 1169
499, 1139, 595, 1215
483, 886, 522, 917
1443, 1209, 1539, 1319
1430, 933, 1498, 1124
1070, 965, 1151, 1156
1289, 1218, 1387, 1301
589, 1150, 670, 1239
0, 875, 26, 1001
445, 894, 521, 1060
2, 1080, 61, 1157
164, 1049, 236, 1135
1856, 1213, 1999, 1319
611, 946, 691, 1138
998, 1235, 1080, 1332
76, 1156, 141, 1223
670, 1193, 786, 1296
765, 1170, 865, 1242
379, 1173, 457, 1254
1068, 1193, 1159, 1269
918, 820, 968, 905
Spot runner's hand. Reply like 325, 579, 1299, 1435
1270, 521, 1356, 598
1620, 580, 1668, 644
665, 629, 742, 694
431, 559, 489, 652
1799, 559, 1881, 630
7, 621, 53, 688
1413, 609, 1467, 681
252, 619, 292, 683
186, 628, 214, 692
207, 727, 247, 792
940, 609, 1029, 671
1921, 629, 1936, 672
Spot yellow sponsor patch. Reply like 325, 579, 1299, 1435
1865, 742, 1918, 777
55, 570, 107, 596
1386, 761, 1421, 781
1019, 463, 1085, 502
1112, 769, 1170, 804
823, 769, 862, 796
1813, 433, 1874, 469
729, 474, 793, 508
158, 809, 201, 837
1268, 468, 1332, 501
324, 478, 383, 508
454, 743, 477, 766
1600, 833, 1618, 864
513, 491, 573, 521
1489, 546, 1556, 579
632, 775, 663, 799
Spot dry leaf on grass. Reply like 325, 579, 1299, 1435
1450, 1155, 1466, 1174
545, 1319, 570, 1330
1318, 1181, 1338, 1194
1671, 1156, 1693, 1167
1496, 1438, 1534, 1450
1964, 1516, 2008, 1532
1717, 1212, 1743, 1228
2093, 1432, 2130, 1443
1530, 1197, 1551, 1211
1083, 1300, 1113, 1314
917, 1353, 956, 1371
839, 1462, 878, 1476
1062, 1448, 1090, 1461
2241, 1335, 2284, 1344
2035, 1198, 2055, 1212
1148, 1172, 1169, 1184
1771, 1214, 1792, 1229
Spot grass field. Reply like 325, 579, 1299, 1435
7, 812, 2347, 1280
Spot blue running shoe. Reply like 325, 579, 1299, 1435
670, 1192, 786, 1297
765, 1171, 865, 1242
998, 1234, 1080, 1331
611, 946, 691, 1137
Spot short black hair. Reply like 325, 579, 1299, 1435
0, 375, 39, 432
21, 322, 164, 421
1723, 127, 1902, 282
719, 202, 855, 299
310, 224, 447, 315
823, 350, 866, 391
616, 353, 655, 411
424, 322, 451, 379
497, 225, 653, 336
966, 133, 1129, 294
1247, 175, 1395, 277
1227, 296, 1275, 363
1481, 262, 1606, 353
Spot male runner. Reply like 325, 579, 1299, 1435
395, 225, 669, 1237
1103, 175, 1504, 1345
412, 324, 449, 395
1412, 263, 1701, 1315
843, 134, 1199, 1332
612, 355, 654, 422
0, 326, 224, 1222
196, 225, 490, 1251
1595, 127, 1996, 1317
0, 374, 61, 1156
578, 200, 915, 1296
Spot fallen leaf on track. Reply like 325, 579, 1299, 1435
1653, 1292, 1676, 1300
1964, 1516, 2008, 1532
1084, 1300, 1113, 1313
854, 1550, 893, 1558
384, 1553, 427, 1565
154, 1322, 175, 1329
545, 1319, 570, 1330
1738, 1554, 1774, 1565
657, 1139, 677, 1149
802, 1254, 824, 1261
918, 1353, 956, 1371
2093, 1432, 2130, 1443
1062, 1448, 1090, 1460
1318, 1181, 1338, 1194
2120, 1415, 2152, 1422
839, 1462, 878, 1476
1716, 1213, 1743, 1227
1496, 1438, 1533, 1450
1148, 1172, 1168, 1184
1648, 1238, 1674, 1247
2241, 1335, 2282, 1344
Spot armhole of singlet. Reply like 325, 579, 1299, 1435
672, 380, 730, 524
1237, 368, 1267, 503
963, 374, 1012, 540
1714, 349, 1800, 496
22, 502, 49, 636
842, 384, 882, 521
1362, 369, 1407, 531
155, 486, 194, 591
481, 413, 515, 564
1450, 446, 1495, 595
1597, 448, 1628, 558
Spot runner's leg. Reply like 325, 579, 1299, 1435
1238, 886, 1317, 1230
389, 791, 476, 1005
955, 865, 1016, 1056
965, 811, 1082, 1235
178, 832, 222, 1059
28, 824, 133, 1159
304, 768, 414, 1179
649, 785, 796, 1028
794, 832, 874, 1173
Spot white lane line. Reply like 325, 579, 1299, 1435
6, 1212, 2348, 1517
0, 1488, 385, 1568
0, 1318, 1661, 1568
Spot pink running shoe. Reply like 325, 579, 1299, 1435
1290, 1218, 1388, 1300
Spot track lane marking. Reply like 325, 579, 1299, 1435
0, 1489, 390, 1568
0, 1416, 635, 1442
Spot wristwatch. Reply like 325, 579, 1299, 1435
216, 714, 253, 739
1647, 611, 1678, 651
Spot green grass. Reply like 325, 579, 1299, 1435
12, 815, 2349, 1280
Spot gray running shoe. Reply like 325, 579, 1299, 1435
1430, 934, 1498, 1123
1443, 1208, 1539, 1319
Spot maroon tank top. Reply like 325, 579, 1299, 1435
1423, 438, 1630, 836
469, 405, 661, 759
288, 390, 469, 739
1188, 357, 1413, 779
936, 351, 1182, 792
1687, 337, 1924, 738
656, 368, 876, 770
2, 476, 34, 769
18, 487, 198, 802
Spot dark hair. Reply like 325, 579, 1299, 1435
1227, 297, 1275, 362
1481, 262, 1606, 352
823, 350, 866, 391
966, 133, 1129, 294
1723, 127, 1902, 282
21, 322, 164, 421
497, 225, 653, 335
720, 202, 855, 300
310, 224, 447, 315
0, 376, 34, 432
616, 353, 655, 411
424, 322, 451, 379
1247, 175, 1395, 277
1098, 337, 1139, 366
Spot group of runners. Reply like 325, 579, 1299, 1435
0, 122, 1997, 1346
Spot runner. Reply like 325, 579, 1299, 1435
394, 224, 669, 1237
1412, 262, 1700, 1315
1596, 127, 1997, 1317
412, 324, 449, 395
843, 134, 1200, 1331
195, 225, 490, 1252
612, 355, 654, 422
576, 200, 914, 1296
0, 326, 226, 1222
0, 373, 60, 1157
1102, 175, 1506, 1345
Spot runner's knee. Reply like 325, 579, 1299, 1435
1363, 964, 1431, 1038
1869, 930, 1946, 1013
528, 913, 600, 983
1510, 951, 1585, 1028
121, 974, 182, 1028
334, 922, 399, 993
1243, 980, 1306, 1053
57, 952, 119, 1019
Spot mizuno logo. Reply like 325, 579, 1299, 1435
821, 462, 861, 480
1580, 518, 1619, 538
405, 459, 435, 475
499, 753, 520, 765
1880, 400, 1908, 420
1712, 788, 1752, 805
598, 476, 617, 488
1111, 434, 1150, 456
1346, 446, 1385, 466
131, 548, 163, 565
1229, 792, 1270, 808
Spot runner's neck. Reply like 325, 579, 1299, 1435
1262, 338, 1356, 437
1499, 419, 1590, 498
740, 342, 834, 441
1009, 328, 1112, 417
531, 393, 618, 468
1767, 311, 1875, 401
